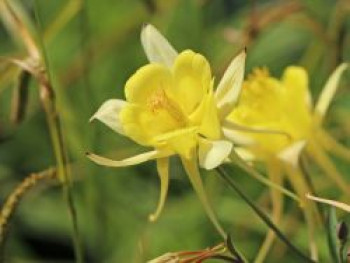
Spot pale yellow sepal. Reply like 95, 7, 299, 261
198, 139, 232, 170
181, 155, 226, 238
307, 193, 350, 213
277, 140, 306, 167
222, 127, 256, 145
235, 147, 256, 162
222, 120, 291, 145
90, 99, 126, 135
315, 63, 349, 119
215, 50, 246, 118
141, 24, 178, 68
149, 158, 170, 222
86, 150, 170, 167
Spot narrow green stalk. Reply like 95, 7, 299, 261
33, 1, 83, 262
230, 151, 300, 203
216, 166, 315, 263
41, 93, 83, 263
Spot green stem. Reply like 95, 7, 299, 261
230, 151, 300, 203
33, 1, 83, 262
216, 166, 315, 263
42, 95, 83, 263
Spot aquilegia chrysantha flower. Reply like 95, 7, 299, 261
87, 24, 246, 237
224, 65, 349, 260
226, 65, 349, 190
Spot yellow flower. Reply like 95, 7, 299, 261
225, 65, 349, 261
226, 67, 312, 164
227, 64, 349, 173
87, 24, 246, 237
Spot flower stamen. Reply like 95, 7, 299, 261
147, 88, 187, 125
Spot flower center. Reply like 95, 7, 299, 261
147, 88, 187, 126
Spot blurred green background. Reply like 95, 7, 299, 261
0, 0, 350, 262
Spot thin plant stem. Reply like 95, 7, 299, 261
254, 160, 283, 263
216, 166, 315, 263
0, 168, 56, 260
33, 1, 83, 262
230, 151, 300, 203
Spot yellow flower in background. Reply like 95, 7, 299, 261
227, 67, 312, 164
87, 24, 246, 237
225, 64, 349, 261
227, 64, 349, 182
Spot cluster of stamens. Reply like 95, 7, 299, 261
147, 88, 187, 125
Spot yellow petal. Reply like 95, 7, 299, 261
154, 127, 198, 159
198, 139, 232, 170
86, 150, 170, 167
171, 50, 212, 115
306, 193, 350, 213
181, 156, 226, 238
282, 66, 311, 109
120, 104, 180, 146
141, 24, 178, 68
315, 63, 348, 119
198, 93, 221, 140
90, 99, 127, 135
215, 50, 246, 118
149, 157, 170, 222
124, 64, 172, 105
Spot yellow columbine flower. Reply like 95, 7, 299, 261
227, 65, 349, 185
87, 24, 246, 237
225, 65, 349, 261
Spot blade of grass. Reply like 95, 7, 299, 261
327, 207, 341, 263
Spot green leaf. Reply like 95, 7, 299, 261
340, 240, 350, 263
327, 207, 341, 263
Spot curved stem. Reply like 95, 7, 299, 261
33, 2, 83, 262
230, 151, 300, 203
216, 166, 315, 263
0, 169, 56, 260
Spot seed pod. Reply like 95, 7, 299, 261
338, 222, 349, 242
10, 70, 31, 124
